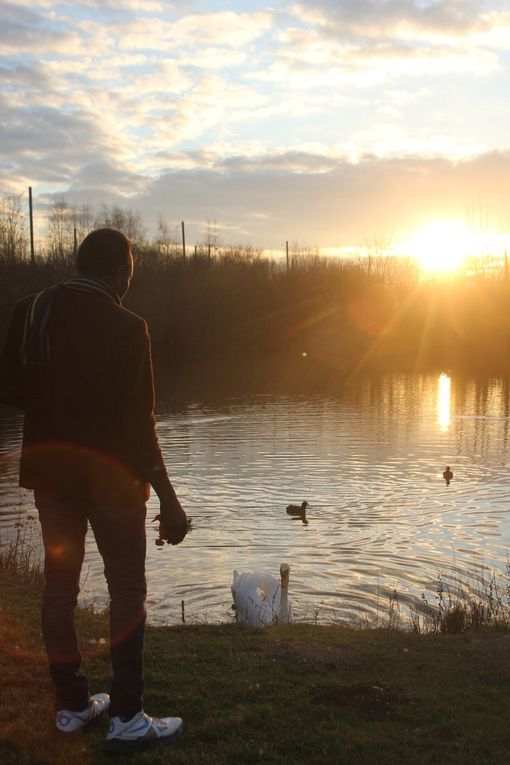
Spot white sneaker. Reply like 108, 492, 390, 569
56, 692, 110, 733
105, 711, 183, 752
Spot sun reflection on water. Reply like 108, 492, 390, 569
437, 373, 451, 430
4, 374, 510, 627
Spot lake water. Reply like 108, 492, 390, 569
2, 372, 510, 627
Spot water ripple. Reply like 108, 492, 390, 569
2, 373, 510, 625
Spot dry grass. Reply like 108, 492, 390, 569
0, 515, 43, 587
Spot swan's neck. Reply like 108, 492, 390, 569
277, 564, 290, 624
279, 585, 289, 623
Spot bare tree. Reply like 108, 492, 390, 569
203, 219, 220, 248
47, 197, 74, 264
95, 204, 146, 248
363, 233, 394, 281
156, 214, 178, 258
69, 202, 94, 251
0, 192, 28, 262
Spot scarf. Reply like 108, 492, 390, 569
21, 276, 121, 366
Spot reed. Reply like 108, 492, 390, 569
0, 515, 43, 587
410, 565, 510, 634
2, 247, 510, 377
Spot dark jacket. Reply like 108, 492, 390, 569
0, 287, 166, 501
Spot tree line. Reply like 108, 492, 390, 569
1, 191, 510, 380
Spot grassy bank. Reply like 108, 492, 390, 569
2, 571, 510, 764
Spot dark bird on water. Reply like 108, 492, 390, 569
286, 501, 309, 515
443, 466, 453, 486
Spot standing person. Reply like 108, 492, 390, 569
0, 228, 189, 753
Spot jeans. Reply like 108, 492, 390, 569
35, 492, 147, 718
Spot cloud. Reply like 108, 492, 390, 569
249, 41, 499, 88
116, 10, 274, 52
177, 47, 248, 70
30, 148, 503, 248
8, 0, 179, 12
84, 0, 166, 11
0, 2, 81, 55
0, 97, 137, 193
132, 149, 510, 247
289, 1, 504, 39
146, 74, 270, 147
71, 157, 148, 195
6, 142, 510, 250
0, 61, 54, 90
1, 0, 509, 251
280, 1, 509, 85
0, 5, 280, 160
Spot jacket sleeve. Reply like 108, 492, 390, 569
0, 300, 27, 410
110, 316, 168, 484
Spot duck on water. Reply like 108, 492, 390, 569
286, 501, 308, 516
443, 466, 453, 486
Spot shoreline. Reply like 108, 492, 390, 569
2, 570, 510, 764
2, 509, 510, 635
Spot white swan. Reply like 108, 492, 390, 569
231, 563, 292, 628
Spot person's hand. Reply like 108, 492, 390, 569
153, 498, 189, 546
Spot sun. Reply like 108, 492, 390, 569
406, 221, 475, 274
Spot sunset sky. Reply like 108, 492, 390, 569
2, 0, 510, 251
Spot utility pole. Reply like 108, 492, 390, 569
286, 240, 289, 271
181, 221, 186, 258
28, 186, 35, 265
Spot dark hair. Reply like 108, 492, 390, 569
76, 228, 131, 277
